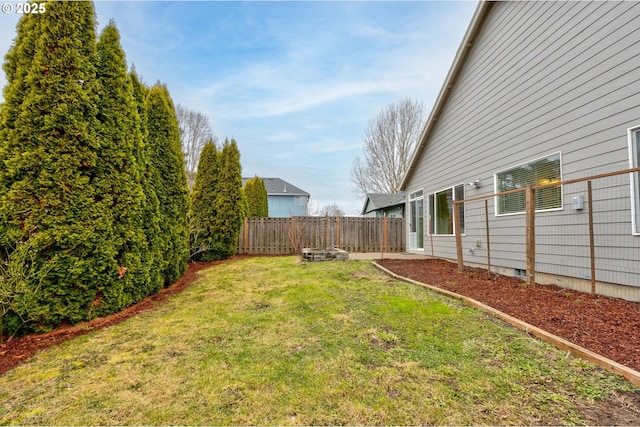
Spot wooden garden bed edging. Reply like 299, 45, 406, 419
372, 261, 640, 388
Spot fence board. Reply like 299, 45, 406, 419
238, 216, 405, 255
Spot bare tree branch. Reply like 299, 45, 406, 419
317, 203, 345, 217
351, 98, 426, 199
176, 104, 216, 175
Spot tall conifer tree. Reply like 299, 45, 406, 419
146, 83, 189, 285
0, 1, 121, 329
130, 69, 163, 293
213, 139, 246, 259
95, 21, 152, 310
0, 9, 43, 335
0, 8, 43, 250
189, 140, 220, 261
244, 176, 268, 217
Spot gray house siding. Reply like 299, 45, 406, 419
268, 195, 308, 218
404, 1, 640, 292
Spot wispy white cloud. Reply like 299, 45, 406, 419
204, 76, 422, 120
177, 2, 473, 124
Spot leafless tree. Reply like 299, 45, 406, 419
306, 199, 344, 217
350, 97, 426, 199
318, 203, 345, 217
176, 104, 216, 174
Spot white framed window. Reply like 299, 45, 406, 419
428, 184, 465, 235
628, 126, 640, 235
294, 196, 307, 206
494, 152, 562, 216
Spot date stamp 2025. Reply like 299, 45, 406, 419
2, 2, 46, 14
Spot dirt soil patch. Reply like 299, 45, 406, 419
0, 255, 251, 375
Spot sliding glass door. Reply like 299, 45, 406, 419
409, 191, 423, 250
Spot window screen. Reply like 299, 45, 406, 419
496, 153, 562, 215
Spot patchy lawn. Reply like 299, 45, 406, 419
0, 257, 638, 425
377, 258, 640, 372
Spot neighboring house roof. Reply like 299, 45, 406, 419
242, 177, 310, 197
361, 192, 406, 215
400, 0, 493, 190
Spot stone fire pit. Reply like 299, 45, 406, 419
301, 247, 349, 261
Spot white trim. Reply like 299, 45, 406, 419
628, 126, 640, 236
493, 151, 563, 217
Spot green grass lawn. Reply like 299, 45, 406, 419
0, 257, 636, 425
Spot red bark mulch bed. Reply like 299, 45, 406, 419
377, 258, 640, 373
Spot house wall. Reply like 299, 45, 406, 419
383, 206, 404, 219
268, 195, 308, 217
406, 1, 640, 289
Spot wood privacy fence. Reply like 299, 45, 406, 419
238, 216, 405, 255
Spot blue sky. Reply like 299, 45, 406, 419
0, 0, 477, 215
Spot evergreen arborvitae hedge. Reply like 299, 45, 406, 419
244, 176, 268, 217
212, 139, 246, 259
146, 83, 189, 285
129, 69, 164, 293
1, 7, 45, 250
0, 1, 120, 330
188, 140, 220, 261
96, 21, 161, 312
0, 10, 41, 213
0, 1, 195, 335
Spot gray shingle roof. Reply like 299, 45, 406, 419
242, 177, 310, 196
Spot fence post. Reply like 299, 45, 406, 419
381, 215, 387, 260
454, 200, 463, 272
335, 216, 340, 249
323, 215, 328, 250
588, 181, 596, 294
429, 211, 435, 257
243, 217, 248, 254
526, 186, 535, 285
290, 217, 296, 254
485, 199, 491, 275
